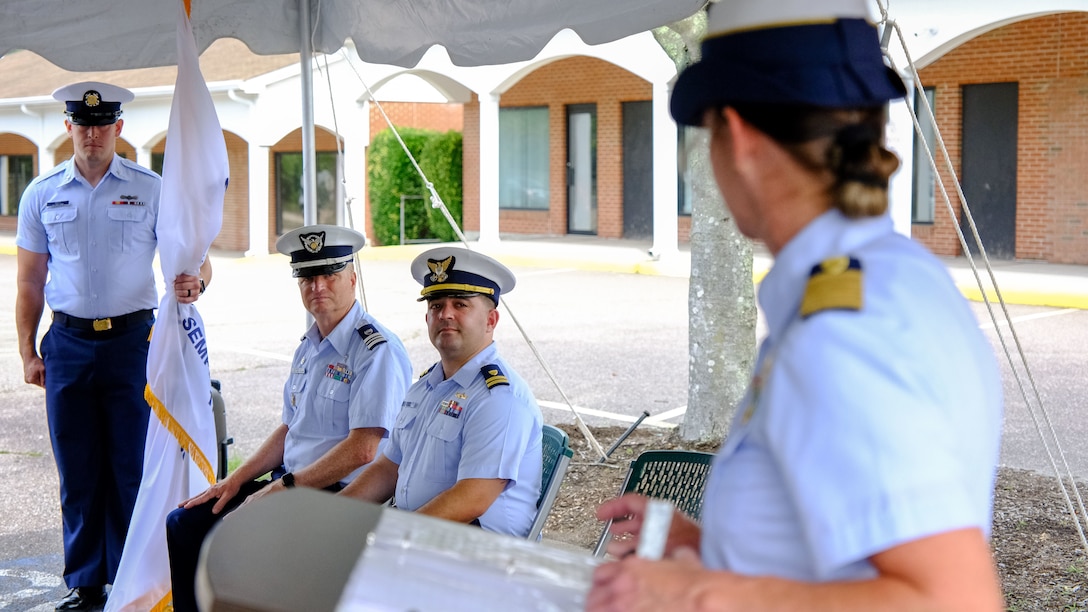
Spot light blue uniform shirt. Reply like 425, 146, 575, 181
281, 302, 413, 485
386, 342, 543, 537
16, 155, 161, 318
701, 210, 1003, 581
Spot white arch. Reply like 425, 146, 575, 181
886, 2, 1088, 69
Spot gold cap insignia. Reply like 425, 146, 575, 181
299, 231, 325, 254
83, 91, 101, 107
427, 256, 454, 283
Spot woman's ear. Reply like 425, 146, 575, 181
722, 107, 757, 162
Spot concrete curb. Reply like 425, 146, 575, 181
5, 239, 1086, 310
958, 287, 1088, 311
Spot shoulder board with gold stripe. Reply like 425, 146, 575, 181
419, 363, 437, 380
356, 323, 387, 350
800, 256, 863, 318
480, 364, 509, 389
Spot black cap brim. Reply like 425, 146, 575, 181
294, 262, 349, 278
67, 112, 121, 127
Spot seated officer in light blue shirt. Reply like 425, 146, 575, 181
165, 225, 413, 612
340, 247, 543, 538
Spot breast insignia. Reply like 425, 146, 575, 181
481, 364, 509, 389
357, 323, 387, 350
800, 256, 862, 318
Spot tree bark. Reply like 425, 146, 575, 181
653, 15, 757, 444
680, 130, 756, 443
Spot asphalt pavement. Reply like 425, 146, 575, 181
3, 231, 1088, 610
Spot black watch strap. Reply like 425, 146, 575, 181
281, 472, 295, 488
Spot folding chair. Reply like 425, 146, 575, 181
592, 449, 715, 557
527, 424, 574, 540
210, 379, 233, 481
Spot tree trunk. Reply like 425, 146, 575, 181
653, 15, 757, 444
679, 130, 756, 443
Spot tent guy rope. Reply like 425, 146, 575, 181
318, 47, 609, 461
878, 0, 1088, 558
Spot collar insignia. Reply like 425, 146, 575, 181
299, 231, 325, 254
427, 255, 454, 283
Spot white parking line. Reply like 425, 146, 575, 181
207, 349, 686, 430
644, 406, 687, 423
978, 308, 1079, 330
538, 399, 677, 429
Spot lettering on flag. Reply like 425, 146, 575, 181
107, 1, 228, 610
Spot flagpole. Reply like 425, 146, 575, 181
299, 0, 317, 225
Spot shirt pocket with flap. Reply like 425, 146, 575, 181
107, 204, 151, 254
41, 206, 78, 256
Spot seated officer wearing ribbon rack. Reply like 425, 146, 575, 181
165, 225, 412, 612
340, 247, 543, 538
15, 80, 211, 612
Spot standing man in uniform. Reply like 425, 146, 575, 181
340, 247, 542, 538
16, 81, 211, 612
165, 225, 413, 612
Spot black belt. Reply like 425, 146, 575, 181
53, 309, 154, 333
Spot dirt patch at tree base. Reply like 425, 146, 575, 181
541, 424, 1088, 610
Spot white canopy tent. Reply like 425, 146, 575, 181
0, 0, 706, 226
4, 0, 1085, 232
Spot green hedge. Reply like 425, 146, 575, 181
368, 127, 463, 246
419, 130, 463, 243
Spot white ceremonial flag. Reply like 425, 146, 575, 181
107, 0, 228, 609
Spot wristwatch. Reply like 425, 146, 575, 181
281, 472, 296, 488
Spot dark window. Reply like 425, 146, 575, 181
275, 151, 339, 234
912, 87, 937, 224
2, 155, 34, 217
677, 127, 693, 216
499, 107, 549, 210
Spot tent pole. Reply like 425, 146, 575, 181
299, 0, 318, 225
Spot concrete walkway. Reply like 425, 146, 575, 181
4, 231, 1088, 309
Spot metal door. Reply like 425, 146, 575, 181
960, 82, 1018, 258
622, 101, 653, 239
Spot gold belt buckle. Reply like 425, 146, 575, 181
93, 318, 113, 332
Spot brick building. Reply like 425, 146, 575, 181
0, 31, 682, 256
911, 12, 1088, 264
6, 7, 1086, 263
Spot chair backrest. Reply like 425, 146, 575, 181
527, 424, 573, 540
593, 449, 715, 557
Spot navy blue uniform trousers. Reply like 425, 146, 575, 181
165, 479, 272, 612
41, 318, 152, 588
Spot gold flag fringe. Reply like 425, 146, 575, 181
145, 384, 216, 485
